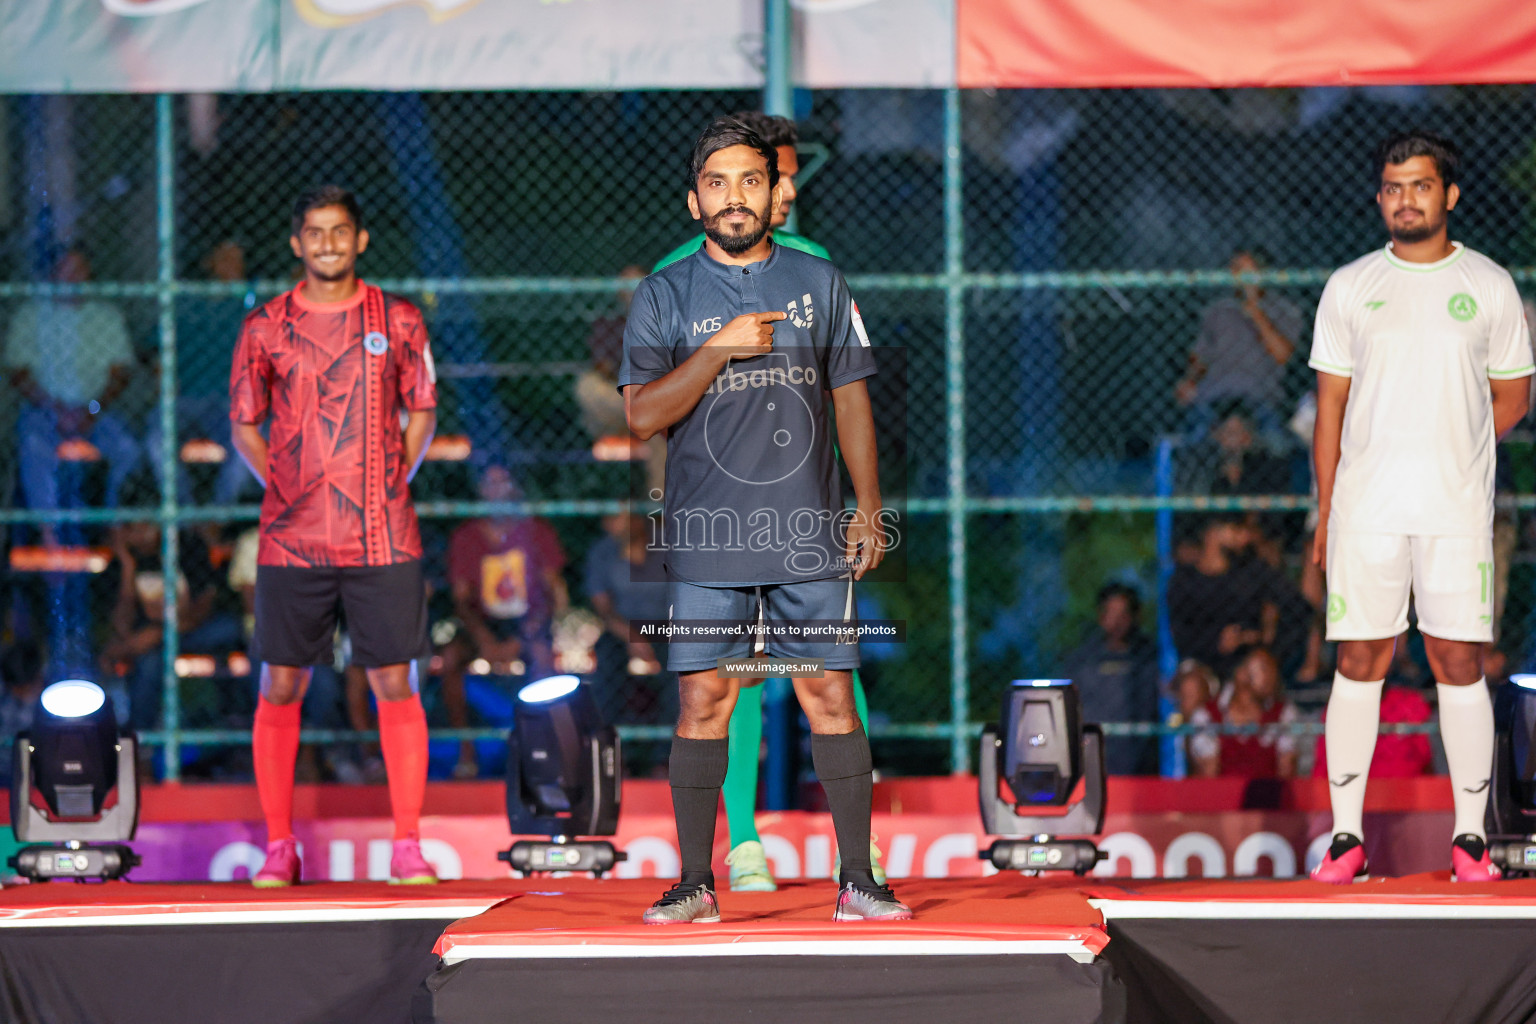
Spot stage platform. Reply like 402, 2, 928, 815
3, 874, 1536, 1023
0, 881, 511, 1024
424, 878, 1116, 1024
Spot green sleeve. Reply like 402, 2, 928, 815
652, 235, 705, 273
775, 231, 831, 261
653, 231, 829, 271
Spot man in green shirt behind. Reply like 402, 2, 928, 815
653, 111, 881, 893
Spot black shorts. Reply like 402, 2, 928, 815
253, 561, 430, 668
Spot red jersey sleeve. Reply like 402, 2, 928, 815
229, 309, 273, 424
392, 300, 438, 412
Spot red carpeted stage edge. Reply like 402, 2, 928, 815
3, 873, 1536, 1023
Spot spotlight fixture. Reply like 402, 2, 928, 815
9, 680, 140, 881
1486, 674, 1536, 875
498, 675, 624, 878
978, 679, 1106, 875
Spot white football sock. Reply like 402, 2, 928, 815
1437, 679, 1494, 842
1324, 673, 1384, 840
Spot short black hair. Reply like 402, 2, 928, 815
727, 111, 799, 150
1232, 246, 1272, 268
291, 185, 364, 237
1374, 130, 1461, 189
1211, 397, 1258, 426
689, 117, 779, 192
1096, 582, 1141, 616
1, 639, 44, 691
1195, 512, 1242, 538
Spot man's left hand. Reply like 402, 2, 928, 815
844, 504, 886, 580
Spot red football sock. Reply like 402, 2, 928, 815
253, 696, 302, 843
377, 694, 429, 840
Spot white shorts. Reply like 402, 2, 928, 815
1324, 530, 1494, 643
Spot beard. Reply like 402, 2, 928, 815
1389, 210, 1443, 245
702, 202, 772, 255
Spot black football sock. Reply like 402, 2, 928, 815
813, 725, 876, 888
669, 736, 729, 889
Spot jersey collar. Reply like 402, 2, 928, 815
291, 279, 369, 312
1383, 240, 1464, 272
693, 240, 782, 279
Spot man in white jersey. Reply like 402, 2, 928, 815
1310, 131, 1532, 883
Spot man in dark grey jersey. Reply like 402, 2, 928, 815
621, 117, 909, 924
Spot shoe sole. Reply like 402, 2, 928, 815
1310, 857, 1370, 885
389, 876, 439, 885
251, 879, 296, 888
729, 879, 777, 893
833, 910, 914, 922
642, 914, 722, 925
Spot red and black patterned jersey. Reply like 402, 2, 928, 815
230, 281, 437, 568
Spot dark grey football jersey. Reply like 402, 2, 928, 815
619, 243, 878, 585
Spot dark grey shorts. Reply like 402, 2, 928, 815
253, 561, 430, 668
664, 576, 860, 673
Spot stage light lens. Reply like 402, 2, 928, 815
40, 680, 107, 719
1512, 674, 1536, 691
518, 675, 582, 704
1015, 678, 1072, 688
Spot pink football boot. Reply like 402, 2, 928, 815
1310, 833, 1369, 884
252, 838, 301, 888
1451, 834, 1502, 882
390, 834, 439, 885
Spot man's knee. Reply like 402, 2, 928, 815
1337, 642, 1392, 681
1425, 638, 1482, 684
261, 665, 311, 704
677, 671, 733, 720
367, 664, 417, 702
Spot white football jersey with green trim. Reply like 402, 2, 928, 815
1310, 242, 1534, 536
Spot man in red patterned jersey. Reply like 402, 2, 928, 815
230, 185, 440, 886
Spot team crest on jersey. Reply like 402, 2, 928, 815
1448, 293, 1478, 322
786, 293, 815, 328
363, 331, 389, 355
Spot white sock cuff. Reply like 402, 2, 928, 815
1436, 679, 1490, 705
1332, 673, 1385, 695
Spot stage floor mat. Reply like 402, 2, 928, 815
434, 876, 1108, 963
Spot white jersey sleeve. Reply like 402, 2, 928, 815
1308, 271, 1353, 378
1485, 270, 1535, 379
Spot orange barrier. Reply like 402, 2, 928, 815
424, 434, 473, 462
8, 546, 113, 574
179, 438, 228, 464
55, 438, 102, 462
591, 434, 643, 461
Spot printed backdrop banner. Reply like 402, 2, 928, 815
126, 806, 1450, 882
0, 0, 955, 93
7, 0, 1536, 94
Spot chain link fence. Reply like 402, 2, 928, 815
4, 86, 1536, 780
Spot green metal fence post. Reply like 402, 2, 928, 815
155, 94, 181, 781
762, 0, 796, 234
944, 87, 968, 773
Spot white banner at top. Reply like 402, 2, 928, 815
0, 0, 956, 93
